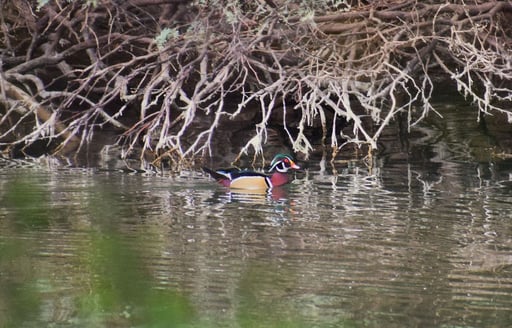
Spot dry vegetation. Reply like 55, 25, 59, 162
1, 0, 511, 168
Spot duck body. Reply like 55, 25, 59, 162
203, 154, 300, 190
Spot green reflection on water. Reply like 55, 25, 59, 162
1, 178, 47, 327
1, 172, 326, 327
78, 232, 195, 327
1, 175, 196, 327
235, 263, 310, 328
3, 177, 51, 230
0, 240, 41, 328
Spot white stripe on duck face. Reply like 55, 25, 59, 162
229, 175, 272, 189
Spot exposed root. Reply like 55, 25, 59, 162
0, 0, 511, 167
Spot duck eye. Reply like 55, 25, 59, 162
284, 158, 289, 163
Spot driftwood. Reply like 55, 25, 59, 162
0, 0, 511, 167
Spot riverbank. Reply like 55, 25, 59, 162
1, 0, 511, 169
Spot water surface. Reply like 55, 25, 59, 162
1, 104, 512, 327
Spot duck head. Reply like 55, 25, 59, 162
268, 154, 300, 173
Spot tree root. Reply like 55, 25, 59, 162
0, 0, 511, 167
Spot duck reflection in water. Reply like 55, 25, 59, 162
226, 186, 288, 203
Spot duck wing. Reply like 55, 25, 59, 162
228, 170, 268, 180
202, 167, 231, 181
203, 167, 268, 181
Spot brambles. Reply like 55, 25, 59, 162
1, 0, 511, 167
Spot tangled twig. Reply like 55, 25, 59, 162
0, 0, 510, 166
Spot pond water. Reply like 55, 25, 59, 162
2, 103, 512, 327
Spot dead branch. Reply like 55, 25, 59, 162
0, 0, 511, 166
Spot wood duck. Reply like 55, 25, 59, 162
203, 154, 300, 189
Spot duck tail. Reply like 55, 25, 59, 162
202, 167, 229, 181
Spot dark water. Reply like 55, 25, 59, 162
2, 104, 512, 327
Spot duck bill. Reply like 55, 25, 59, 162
290, 161, 300, 170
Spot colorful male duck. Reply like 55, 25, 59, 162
203, 154, 300, 189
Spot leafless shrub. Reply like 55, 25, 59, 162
0, 0, 511, 167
